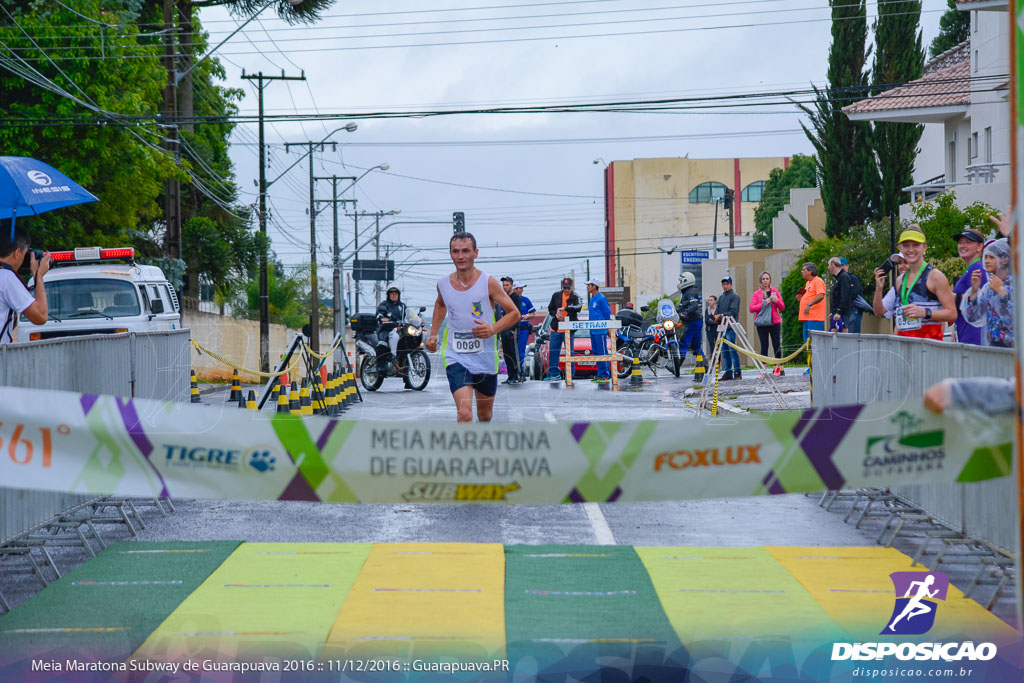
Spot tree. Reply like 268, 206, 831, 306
799, 0, 879, 238
929, 0, 969, 59
872, 1, 924, 219
752, 154, 818, 249
0, 1, 177, 250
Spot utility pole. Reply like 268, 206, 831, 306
374, 213, 382, 303
283, 140, 337, 354
586, 259, 591, 305
313, 175, 357, 352
725, 188, 735, 250
712, 199, 720, 258
353, 211, 360, 314
242, 70, 305, 372
161, 0, 181, 262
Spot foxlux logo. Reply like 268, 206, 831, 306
831, 571, 997, 663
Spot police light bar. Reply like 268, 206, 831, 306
47, 247, 135, 263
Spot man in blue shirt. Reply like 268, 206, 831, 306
951, 228, 987, 345
585, 278, 612, 383
514, 281, 535, 377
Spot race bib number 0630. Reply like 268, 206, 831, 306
453, 330, 483, 353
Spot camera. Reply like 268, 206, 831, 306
877, 253, 900, 275
27, 248, 44, 262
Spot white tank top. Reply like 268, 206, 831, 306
438, 270, 499, 374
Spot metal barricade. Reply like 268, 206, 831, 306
809, 331, 1016, 552
0, 330, 190, 544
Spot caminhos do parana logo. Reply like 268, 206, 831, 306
863, 412, 945, 476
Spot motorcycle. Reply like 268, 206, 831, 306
352, 307, 432, 391
614, 308, 656, 379
639, 299, 682, 378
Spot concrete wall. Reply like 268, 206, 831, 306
184, 311, 302, 383
773, 188, 826, 250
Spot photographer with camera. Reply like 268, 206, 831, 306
0, 227, 50, 345
544, 277, 581, 381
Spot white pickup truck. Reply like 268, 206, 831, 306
20, 247, 180, 341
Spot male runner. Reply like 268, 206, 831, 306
425, 232, 521, 422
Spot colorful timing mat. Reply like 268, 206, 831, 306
0, 541, 1017, 674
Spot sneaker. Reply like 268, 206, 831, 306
804, 368, 811, 375
544, 374, 561, 382
778, 368, 785, 377
718, 372, 735, 381
501, 378, 514, 385
735, 371, 743, 380
594, 377, 610, 384
773, 366, 781, 377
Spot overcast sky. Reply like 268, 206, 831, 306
196, 0, 948, 313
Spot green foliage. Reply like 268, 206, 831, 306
752, 154, 818, 249
909, 192, 998, 282
779, 238, 843, 356
800, 1, 879, 238
929, 0, 969, 59
0, 1, 177, 250
872, 1, 924, 219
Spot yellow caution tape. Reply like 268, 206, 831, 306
190, 339, 302, 378
719, 338, 809, 365
304, 336, 344, 360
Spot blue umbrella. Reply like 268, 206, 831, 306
0, 156, 99, 239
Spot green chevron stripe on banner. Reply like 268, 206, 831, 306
957, 442, 1013, 483
316, 421, 359, 503
755, 411, 824, 496
271, 414, 332, 491
566, 421, 657, 502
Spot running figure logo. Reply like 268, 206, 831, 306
882, 571, 949, 635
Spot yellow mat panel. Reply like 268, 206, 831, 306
636, 546, 846, 650
322, 542, 506, 661
131, 542, 370, 661
766, 546, 1017, 644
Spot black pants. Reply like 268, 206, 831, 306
500, 328, 520, 380
757, 323, 782, 360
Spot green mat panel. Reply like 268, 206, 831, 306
503, 545, 683, 675
0, 541, 239, 660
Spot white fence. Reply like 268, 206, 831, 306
0, 331, 191, 544
809, 331, 1016, 552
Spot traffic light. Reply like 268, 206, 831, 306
452, 211, 465, 233
723, 188, 734, 211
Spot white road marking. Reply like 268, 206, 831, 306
583, 502, 616, 545
543, 410, 556, 423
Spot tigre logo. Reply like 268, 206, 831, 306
402, 482, 520, 501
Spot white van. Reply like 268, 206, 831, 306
20, 247, 181, 341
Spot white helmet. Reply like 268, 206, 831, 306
678, 271, 696, 291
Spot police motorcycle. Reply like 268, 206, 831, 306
639, 299, 683, 378
351, 307, 431, 392
614, 306, 654, 379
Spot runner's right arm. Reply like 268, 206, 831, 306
425, 286, 446, 353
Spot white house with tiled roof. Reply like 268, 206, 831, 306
844, 1, 1009, 217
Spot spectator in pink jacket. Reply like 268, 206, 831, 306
750, 270, 785, 376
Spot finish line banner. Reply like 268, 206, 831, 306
0, 386, 1013, 504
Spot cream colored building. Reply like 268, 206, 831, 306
603, 156, 788, 305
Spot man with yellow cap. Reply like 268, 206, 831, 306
890, 226, 956, 340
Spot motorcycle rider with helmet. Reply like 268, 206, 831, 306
376, 285, 407, 375
676, 271, 704, 367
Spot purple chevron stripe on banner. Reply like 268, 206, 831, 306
80, 394, 98, 415
570, 422, 590, 442
316, 420, 338, 451
795, 405, 865, 490
279, 472, 320, 501
114, 397, 168, 497
761, 471, 787, 495
567, 486, 622, 503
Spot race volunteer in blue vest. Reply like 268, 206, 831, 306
514, 281, 535, 376
585, 278, 612, 383
0, 227, 50, 345
425, 232, 521, 423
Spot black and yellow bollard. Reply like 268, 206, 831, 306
630, 355, 643, 386
190, 370, 202, 403
227, 368, 242, 403
246, 389, 257, 410
237, 391, 247, 409
289, 381, 300, 415
693, 352, 706, 385
300, 378, 313, 416
339, 370, 351, 409
325, 373, 337, 416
